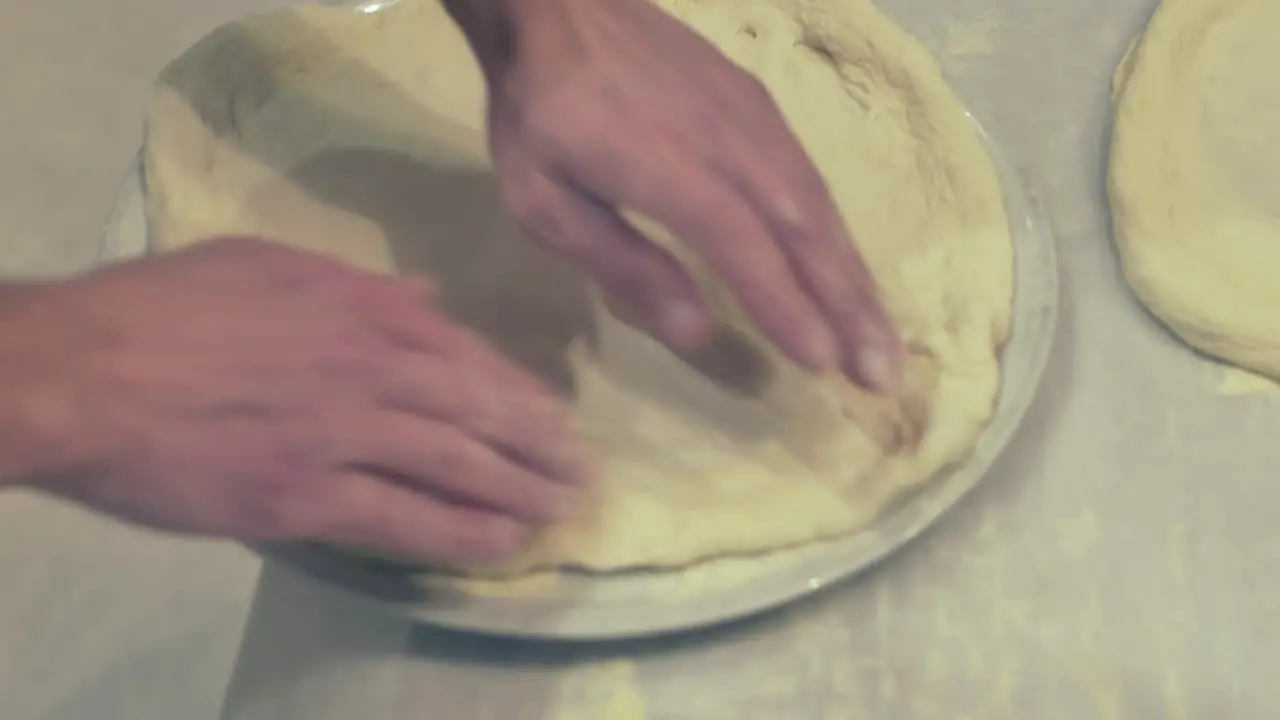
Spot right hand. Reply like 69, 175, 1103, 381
11, 237, 589, 565
457, 0, 904, 390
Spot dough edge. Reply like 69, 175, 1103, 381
1109, 0, 1280, 379
139, 0, 1015, 580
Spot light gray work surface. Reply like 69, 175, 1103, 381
222, 0, 1280, 718
0, 1, 289, 718
2, 0, 1277, 718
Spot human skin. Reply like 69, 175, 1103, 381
0, 0, 900, 567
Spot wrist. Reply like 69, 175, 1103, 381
442, 0, 515, 68
442, 0, 562, 76
0, 283, 89, 490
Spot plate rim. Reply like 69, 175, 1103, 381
101, 125, 1058, 641
100, 0, 1059, 640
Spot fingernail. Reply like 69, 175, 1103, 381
797, 323, 839, 372
854, 346, 901, 393
659, 301, 705, 348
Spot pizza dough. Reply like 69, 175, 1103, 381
142, 0, 1013, 574
1110, 0, 1280, 379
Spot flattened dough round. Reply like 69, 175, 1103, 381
142, 0, 1013, 574
1110, 0, 1280, 378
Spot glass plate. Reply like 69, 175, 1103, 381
99, 0, 1058, 640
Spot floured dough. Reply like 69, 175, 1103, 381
142, 0, 1012, 574
1110, 0, 1280, 379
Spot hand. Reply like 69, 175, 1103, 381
4, 237, 589, 565
450, 0, 903, 391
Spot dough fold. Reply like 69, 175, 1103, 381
142, 0, 1013, 574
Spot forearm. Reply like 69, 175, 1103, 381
0, 283, 78, 489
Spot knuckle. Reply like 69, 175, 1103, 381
520, 85, 604, 150
430, 525, 485, 563
398, 363, 476, 427
767, 192, 810, 235
240, 424, 336, 538
237, 470, 310, 538
764, 169, 834, 240
315, 336, 380, 380
330, 497, 398, 549
436, 515, 517, 563
528, 103, 624, 170
502, 178, 568, 245
349, 500, 477, 563
427, 430, 486, 479
444, 371, 492, 424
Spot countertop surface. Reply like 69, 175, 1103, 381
0, 1, 278, 719
4, 0, 1279, 718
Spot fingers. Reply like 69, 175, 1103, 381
359, 284, 558, 399
502, 169, 714, 348
336, 276, 594, 523
542, 101, 902, 390
347, 413, 578, 524
316, 470, 529, 565
374, 355, 591, 485
562, 149, 841, 373
713, 112, 904, 390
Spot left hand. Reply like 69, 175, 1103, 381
6, 238, 588, 564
